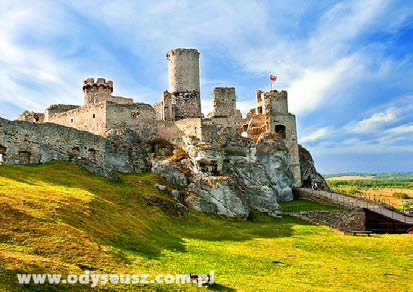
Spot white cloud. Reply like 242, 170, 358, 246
300, 127, 333, 143
345, 108, 399, 134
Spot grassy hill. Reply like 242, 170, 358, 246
1, 162, 412, 291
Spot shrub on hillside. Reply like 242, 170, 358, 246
392, 192, 410, 199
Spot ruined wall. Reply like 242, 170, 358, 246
17, 111, 45, 123
0, 118, 106, 165
153, 102, 163, 120
156, 121, 184, 145
106, 102, 157, 140
264, 90, 288, 114
46, 102, 107, 135
211, 87, 236, 118
110, 96, 134, 105
0, 118, 150, 174
268, 113, 301, 186
45, 104, 80, 120
173, 91, 202, 120
207, 87, 239, 129
175, 118, 203, 140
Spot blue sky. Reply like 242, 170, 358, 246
0, 0, 412, 173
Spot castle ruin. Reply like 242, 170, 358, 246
1, 48, 307, 217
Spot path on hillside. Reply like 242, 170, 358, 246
296, 188, 413, 224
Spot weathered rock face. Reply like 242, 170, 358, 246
151, 160, 188, 187
173, 131, 294, 217
73, 158, 120, 181
298, 144, 329, 190
256, 133, 294, 201
227, 161, 282, 217
105, 128, 150, 173
186, 177, 249, 217
223, 133, 293, 217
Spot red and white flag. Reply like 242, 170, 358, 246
270, 74, 277, 82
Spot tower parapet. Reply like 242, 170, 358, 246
82, 78, 114, 105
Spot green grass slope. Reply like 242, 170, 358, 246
0, 162, 412, 291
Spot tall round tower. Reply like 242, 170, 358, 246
164, 48, 202, 120
167, 48, 200, 93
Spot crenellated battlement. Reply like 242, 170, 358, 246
82, 77, 113, 105
166, 48, 200, 58
82, 77, 113, 93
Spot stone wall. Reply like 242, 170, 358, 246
264, 90, 288, 114
106, 102, 157, 140
0, 118, 106, 165
293, 210, 366, 232
17, 111, 45, 123
110, 96, 134, 105
45, 104, 80, 120
211, 87, 236, 118
268, 113, 301, 186
153, 102, 163, 120
173, 91, 202, 120
0, 117, 150, 174
46, 102, 107, 136
156, 121, 184, 145
175, 118, 203, 140
294, 188, 344, 208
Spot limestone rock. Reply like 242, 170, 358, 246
256, 133, 294, 201
184, 143, 224, 175
151, 160, 188, 187
73, 158, 119, 181
298, 144, 329, 190
171, 189, 180, 201
186, 177, 249, 217
155, 184, 167, 191
227, 161, 283, 217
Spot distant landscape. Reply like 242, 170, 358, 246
325, 172, 413, 210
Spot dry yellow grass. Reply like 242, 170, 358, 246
358, 188, 413, 205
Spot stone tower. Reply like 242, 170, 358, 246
162, 48, 202, 121
211, 87, 236, 118
82, 78, 113, 105
263, 90, 301, 185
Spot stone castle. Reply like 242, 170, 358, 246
1, 48, 323, 217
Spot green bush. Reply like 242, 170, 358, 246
392, 192, 410, 199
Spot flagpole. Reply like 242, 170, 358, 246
269, 72, 272, 91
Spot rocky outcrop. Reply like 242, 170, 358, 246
105, 128, 150, 173
176, 131, 294, 218
298, 144, 329, 190
256, 133, 294, 201
185, 177, 249, 218
151, 160, 188, 187
73, 158, 120, 181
